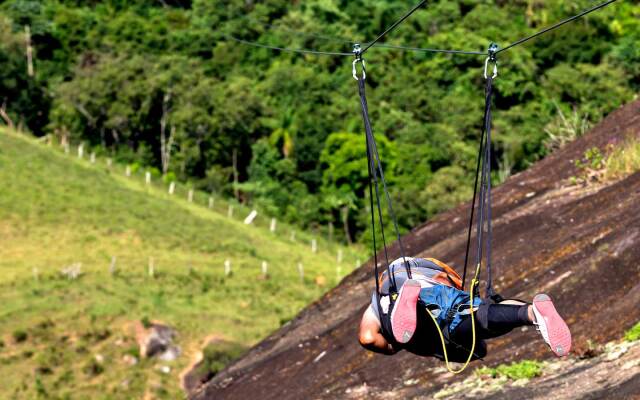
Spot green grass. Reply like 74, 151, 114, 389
571, 136, 640, 186
477, 360, 544, 381
605, 136, 640, 181
624, 322, 640, 342
0, 129, 364, 399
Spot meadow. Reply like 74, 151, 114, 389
0, 129, 363, 399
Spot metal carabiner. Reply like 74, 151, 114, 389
484, 42, 499, 80
352, 44, 366, 81
353, 58, 366, 81
484, 57, 498, 79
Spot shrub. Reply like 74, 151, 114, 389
197, 341, 246, 377
571, 147, 607, 186
82, 359, 104, 376
605, 137, 640, 181
162, 171, 176, 184
141, 316, 152, 329
12, 329, 28, 343
624, 322, 640, 342
477, 360, 544, 380
544, 103, 591, 152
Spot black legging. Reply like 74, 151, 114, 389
451, 303, 532, 342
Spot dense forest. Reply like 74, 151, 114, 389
1, 0, 638, 244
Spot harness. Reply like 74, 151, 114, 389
374, 258, 483, 361
356, 44, 503, 373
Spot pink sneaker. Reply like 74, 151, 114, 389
532, 294, 572, 357
391, 279, 421, 344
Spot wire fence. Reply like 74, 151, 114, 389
23, 134, 364, 287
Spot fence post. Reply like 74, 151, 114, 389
297, 262, 304, 283
77, 144, 84, 159
208, 197, 214, 209
261, 261, 268, 278
125, 166, 131, 177
168, 182, 175, 195
224, 259, 232, 277
270, 218, 277, 233
311, 239, 317, 253
90, 152, 96, 164
145, 171, 151, 185
109, 256, 117, 276
188, 189, 194, 203
107, 158, 113, 168
148, 257, 155, 278
25, 25, 34, 77
337, 249, 343, 264
227, 205, 234, 219
244, 210, 257, 225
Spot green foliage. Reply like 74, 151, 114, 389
141, 317, 153, 330
12, 329, 28, 343
571, 146, 606, 186
570, 139, 640, 186
0, 0, 638, 244
197, 341, 246, 377
544, 102, 591, 152
477, 360, 544, 380
82, 359, 104, 377
575, 147, 606, 171
624, 321, 640, 342
605, 137, 640, 181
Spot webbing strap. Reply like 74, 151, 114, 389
462, 74, 497, 299
357, 70, 411, 296
462, 70, 496, 298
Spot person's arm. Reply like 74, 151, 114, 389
358, 306, 398, 355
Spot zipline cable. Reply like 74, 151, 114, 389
240, 14, 484, 56
372, 43, 484, 55
230, 0, 619, 59
222, 33, 353, 56
497, 0, 619, 54
361, 0, 429, 55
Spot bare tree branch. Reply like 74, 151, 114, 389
0, 100, 15, 129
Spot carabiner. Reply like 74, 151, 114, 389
484, 57, 497, 79
353, 58, 366, 81
352, 43, 366, 81
484, 42, 499, 80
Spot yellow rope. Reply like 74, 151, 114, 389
425, 262, 481, 374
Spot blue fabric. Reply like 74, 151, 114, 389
419, 285, 482, 333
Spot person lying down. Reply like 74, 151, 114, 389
358, 257, 572, 361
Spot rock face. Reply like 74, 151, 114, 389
136, 322, 180, 361
191, 99, 640, 400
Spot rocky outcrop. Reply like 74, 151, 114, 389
136, 322, 180, 361
191, 99, 640, 399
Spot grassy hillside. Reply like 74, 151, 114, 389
0, 129, 363, 399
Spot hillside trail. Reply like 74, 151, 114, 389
191, 98, 640, 399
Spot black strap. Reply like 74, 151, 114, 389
462, 73, 497, 300
356, 65, 412, 297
